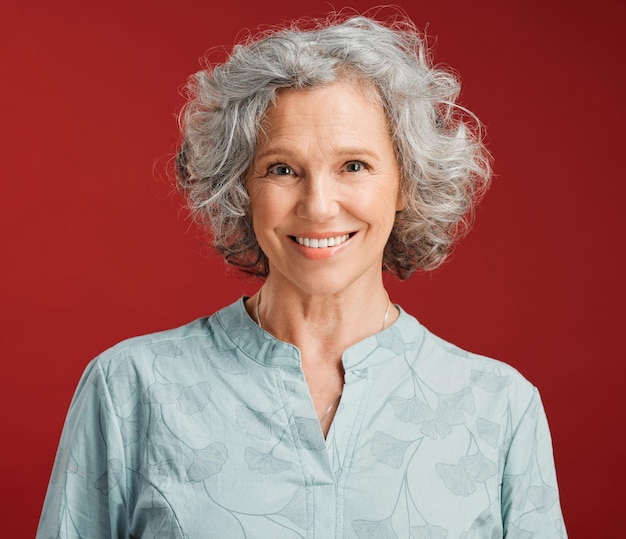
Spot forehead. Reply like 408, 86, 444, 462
257, 81, 390, 145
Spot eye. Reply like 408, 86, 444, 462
344, 161, 367, 173
267, 164, 294, 176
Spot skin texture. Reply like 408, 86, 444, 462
245, 81, 403, 434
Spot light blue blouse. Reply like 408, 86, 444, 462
38, 299, 566, 538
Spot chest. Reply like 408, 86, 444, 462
120, 358, 508, 538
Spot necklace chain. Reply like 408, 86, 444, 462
320, 392, 342, 425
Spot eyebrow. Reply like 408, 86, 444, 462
253, 146, 382, 163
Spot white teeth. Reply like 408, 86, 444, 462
295, 234, 349, 248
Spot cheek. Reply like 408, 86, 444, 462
246, 184, 270, 221
381, 188, 403, 230
366, 182, 402, 216
247, 186, 287, 233
244, 180, 254, 218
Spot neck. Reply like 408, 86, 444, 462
247, 277, 398, 367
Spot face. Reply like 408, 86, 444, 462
246, 81, 403, 298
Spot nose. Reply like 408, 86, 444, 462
295, 172, 341, 222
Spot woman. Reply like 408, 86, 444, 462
38, 15, 566, 538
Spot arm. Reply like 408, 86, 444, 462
501, 387, 567, 538
37, 359, 128, 539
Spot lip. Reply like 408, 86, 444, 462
288, 232, 355, 260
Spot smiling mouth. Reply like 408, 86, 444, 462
292, 234, 352, 248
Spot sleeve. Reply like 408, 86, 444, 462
501, 387, 567, 538
37, 359, 129, 539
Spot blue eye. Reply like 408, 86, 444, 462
269, 164, 293, 176
345, 161, 365, 172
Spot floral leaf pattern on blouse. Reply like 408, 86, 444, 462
389, 387, 475, 440
353, 517, 398, 538
108, 357, 138, 406
458, 452, 497, 483
389, 395, 437, 425
207, 345, 248, 375
275, 489, 312, 529
376, 326, 408, 354
476, 417, 500, 448
186, 442, 228, 482
147, 341, 183, 358
437, 387, 475, 423
436, 463, 477, 497
176, 382, 211, 415
94, 458, 123, 496
371, 431, 415, 468
470, 369, 512, 392
245, 447, 292, 474
294, 417, 325, 450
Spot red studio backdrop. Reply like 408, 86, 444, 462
1, 0, 624, 535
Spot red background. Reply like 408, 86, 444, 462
2, 0, 624, 536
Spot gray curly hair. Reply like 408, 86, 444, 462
176, 15, 491, 279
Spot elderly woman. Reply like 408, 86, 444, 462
38, 15, 566, 538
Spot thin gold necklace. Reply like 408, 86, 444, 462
320, 392, 342, 426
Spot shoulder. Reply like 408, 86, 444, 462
398, 307, 538, 420
95, 316, 214, 373
87, 300, 247, 400
428, 327, 532, 388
